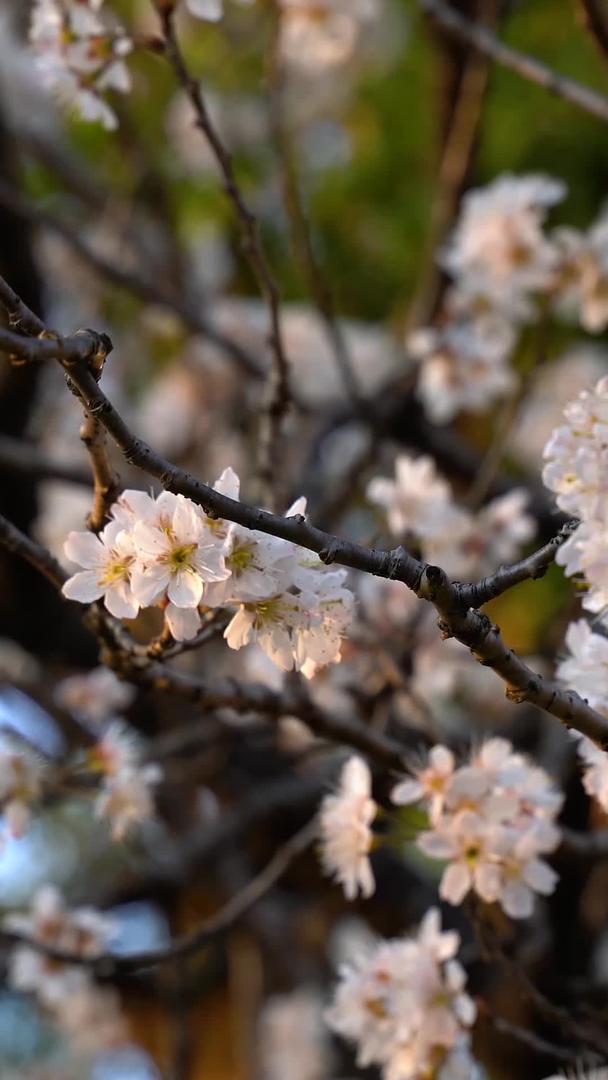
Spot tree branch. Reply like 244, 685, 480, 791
79, 412, 119, 532
422, 0, 608, 123
577, 0, 608, 62
1, 818, 317, 973
0, 180, 263, 378
1, 276, 606, 746
155, 3, 292, 498
0, 512, 67, 589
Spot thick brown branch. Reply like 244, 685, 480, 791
422, 0, 608, 122
1, 277, 606, 746
108, 658, 411, 772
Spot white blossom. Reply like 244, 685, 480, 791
367, 454, 457, 539
368, 454, 535, 579
259, 988, 331, 1080
130, 491, 229, 611
543, 376, 608, 614
394, 739, 562, 919
5, 884, 113, 1005
319, 756, 377, 900
554, 210, 608, 332
54, 666, 135, 725
326, 908, 477, 1080
28, 0, 132, 130
95, 762, 161, 841
62, 520, 139, 619
410, 316, 516, 424
556, 620, 608, 713
278, 0, 379, 72
440, 173, 565, 313
0, 748, 45, 839
4, 885, 126, 1051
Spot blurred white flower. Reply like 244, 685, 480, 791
326, 908, 477, 1080
259, 988, 331, 1080
54, 667, 135, 725
28, 0, 132, 130
441, 173, 565, 313
555, 210, 608, 332
319, 756, 377, 900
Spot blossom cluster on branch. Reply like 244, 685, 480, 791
367, 453, 535, 578
326, 908, 478, 1080
62, 470, 355, 675
28, 0, 384, 130
4, 886, 126, 1056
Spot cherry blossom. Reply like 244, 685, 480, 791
4, 885, 126, 1052
54, 666, 135, 725
367, 454, 457, 539
130, 491, 229, 610
95, 762, 161, 841
410, 315, 516, 424
393, 739, 562, 919
326, 908, 477, 1080
543, 376, 608, 615
28, 0, 132, 130
556, 620, 608, 714
319, 756, 377, 900
278, 0, 379, 72
0, 747, 45, 839
554, 210, 608, 332
440, 173, 565, 312
5, 884, 114, 1005
62, 520, 139, 619
368, 454, 535, 579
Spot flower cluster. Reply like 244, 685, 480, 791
62, 469, 355, 677
367, 453, 536, 579
28, 0, 132, 130
4, 885, 126, 1053
319, 756, 377, 900
556, 620, 608, 813
326, 908, 478, 1080
393, 739, 562, 919
87, 721, 161, 841
412, 174, 608, 424
411, 174, 565, 423
543, 376, 608, 615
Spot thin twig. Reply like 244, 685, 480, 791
422, 0, 608, 123
1, 277, 606, 746
155, 3, 291, 500
0, 512, 67, 589
80, 413, 120, 531
1, 818, 317, 973
0, 180, 263, 378
266, 2, 362, 406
